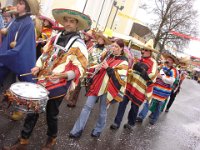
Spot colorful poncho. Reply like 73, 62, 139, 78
36, 33, 88, 99
125, 57, 158, 106
86, 53, 128, 103
152, 66, 178, 101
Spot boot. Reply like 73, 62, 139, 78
10, 111, 24, 121
41, 137, 56, 150
2, 138, 29, 150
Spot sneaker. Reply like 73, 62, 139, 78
165, 109, 169, 112
91, 130, 101, 138
149, 120, 155, 125
136, 117, 143, 123
110, 123, 120, 130
69, 131, 82, 139
123, 123, 134, 130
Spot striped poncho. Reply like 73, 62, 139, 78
152, 66, 178, 101
36, 33, 88, 99
86, 53, 128, 103
125, 57, 158, 106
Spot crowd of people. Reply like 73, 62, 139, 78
0, 0, 188, 150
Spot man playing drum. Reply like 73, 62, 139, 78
3, 8, 92, 150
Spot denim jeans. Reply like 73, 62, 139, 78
138, 101, 149, 119
114, 95, 139, 126
70, 94, 107, 135
150, 100, 164, 124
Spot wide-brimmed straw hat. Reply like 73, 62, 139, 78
162, 52, 179, 64
14, 0, 40, 15
3, 6, 17, 15
178, 56, 190, 66
38, 15, 56, 26
141, 39, 159, 53
52, 25, 65, 31
52, 8, 92, 31
94, 31, 112, 45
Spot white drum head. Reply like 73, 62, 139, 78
10, 82, 49, 100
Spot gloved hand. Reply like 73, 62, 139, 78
140, 70, 153, 86
133, 62, 148, 73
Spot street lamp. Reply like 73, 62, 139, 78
82, 0, 89, 13
110, 1, 124, 29
95, 0, 106, 30
104, 0, 115, 31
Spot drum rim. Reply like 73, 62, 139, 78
10, 90, 49, 100
10, 81, 49, 99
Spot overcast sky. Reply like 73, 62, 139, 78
185, 0, 200, 57
135, 0, 200, 57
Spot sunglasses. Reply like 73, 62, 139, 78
141, 49, 150, 52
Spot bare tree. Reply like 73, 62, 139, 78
140, 0, 199, 57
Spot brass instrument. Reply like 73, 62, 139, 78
85, 50, 113, 87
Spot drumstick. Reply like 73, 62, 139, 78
32, 75, 50, 80
20, 72, 32, 76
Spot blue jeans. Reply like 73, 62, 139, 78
150, 100, 164, 124
70, 94, 107, 135
114, 96, 139, 126
138, 101, 149, 119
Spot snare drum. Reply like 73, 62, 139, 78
7, 82, 49, 113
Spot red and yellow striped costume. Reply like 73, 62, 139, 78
36, 35, 88, 99
125, 57, 158, 106
86, 52, 128, 103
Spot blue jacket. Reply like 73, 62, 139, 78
0, 14, 36, 82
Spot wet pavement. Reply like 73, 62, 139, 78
0, 79, 200, 150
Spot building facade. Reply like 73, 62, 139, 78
2, 0, 140, 35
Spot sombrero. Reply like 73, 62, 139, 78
178, 56, 190, 66
94, 31, 112, 45
162, 52, 179, 64
52, 26, 65, 31
38, 15, 56, 26
14, 0, 39, 15
141, 39, 159, 53
52, 8, 92, 31
3, 6, 17, 14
